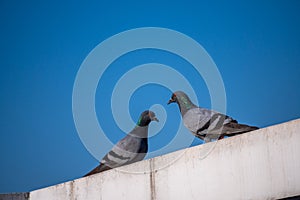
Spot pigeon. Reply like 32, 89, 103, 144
167, 91, 258, 143
84, 110, 158, 176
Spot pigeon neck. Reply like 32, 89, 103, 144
137, 117, 151, 127
177, 96, 196, 116
130, 125, 149, 138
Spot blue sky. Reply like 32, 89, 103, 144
1, 0, 300, 193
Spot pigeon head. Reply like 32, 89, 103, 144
167, 91, 190, 105
167, 91, 196, 115
167, 92, 178, 105
137, 110, 159, 126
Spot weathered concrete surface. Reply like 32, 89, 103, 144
0, 193, 29, 200
154, 119, 300, 200
30, 161, 152, 200
30, 119, 300, 200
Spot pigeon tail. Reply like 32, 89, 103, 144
222, 122, 259, 137
84, 163, 111, 177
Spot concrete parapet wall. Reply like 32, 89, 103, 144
7, 119, 300, 200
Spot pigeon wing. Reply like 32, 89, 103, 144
100, 135, 142, 169
182, 107, 216, 135
183, 107, 234, 137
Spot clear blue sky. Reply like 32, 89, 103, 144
1, 0, 300, 193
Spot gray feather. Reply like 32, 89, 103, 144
169, 91, 259, 142
84, 111, 157, 176
183, 107, 235, 140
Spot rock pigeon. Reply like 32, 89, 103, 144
84, 110, 158, 176
167, 91, 258, 143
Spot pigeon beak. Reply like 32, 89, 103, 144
167, 99, 175, 105
152, 117, 159, 122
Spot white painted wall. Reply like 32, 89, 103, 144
29, 119, 300, 200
